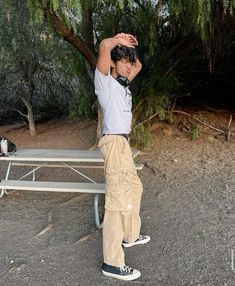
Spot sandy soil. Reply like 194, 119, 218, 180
0, 116, 235, 286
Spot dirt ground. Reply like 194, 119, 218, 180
0, 115, 235, 286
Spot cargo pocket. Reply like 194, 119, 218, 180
131, 170, 143, 193
98, 136, 116, 160
105, 169, 132, 212
98, 135, 116, 149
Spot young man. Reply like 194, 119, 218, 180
95, 33, 150, 281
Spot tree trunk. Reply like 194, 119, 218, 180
89, 104, 103, 150
97, 104, 103, 140
20, 96, 36, 137
81, 0, 95, 53
28, 106, 36, 137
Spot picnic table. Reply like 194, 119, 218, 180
0, 148, 143, 228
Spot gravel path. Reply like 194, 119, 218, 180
0, 120, 234, 286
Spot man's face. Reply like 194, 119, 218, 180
111, 58, 135, 79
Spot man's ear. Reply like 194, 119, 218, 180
111, 60, 116, 68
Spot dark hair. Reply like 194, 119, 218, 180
111, 45, 137, 64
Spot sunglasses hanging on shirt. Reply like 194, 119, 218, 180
115, 76, 129, 87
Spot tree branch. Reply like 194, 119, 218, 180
227, 114, 233, 142
42, 6, 96, 70
172, 110, 235, 139
0, 108, 27, 118
133, 112, 160, 130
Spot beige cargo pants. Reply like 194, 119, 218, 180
98, 135, 143, 267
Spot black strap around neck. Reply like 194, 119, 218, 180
115, 76, 129, 87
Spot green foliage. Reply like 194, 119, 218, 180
51, 0, 60, 11
2, 0, 235, 142
69, 73, 96, 119
165, 0, 235, 71
0, 0, 82, 123
190, 125, 201, 140
166, 112, 175, 125
27, 0, 83, 32
132, 124, 153, 151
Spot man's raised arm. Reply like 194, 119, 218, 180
96, 33, 138, 76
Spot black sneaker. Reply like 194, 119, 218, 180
122, 234, 151, 248
102, 263, 141, 281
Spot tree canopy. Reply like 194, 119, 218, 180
1, 0, 235, 144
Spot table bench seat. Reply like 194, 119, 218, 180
11, 162, 144, 170
0, 180, 106, 194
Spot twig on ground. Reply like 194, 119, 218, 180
227, 114, 233, 142
144, 162, 157, 174
76, 234, 91, 243
60, 194, 89, 206
35, 223, 54, 237
133, 112, 159, 129
75, 228, 100, 244
172, 110, 235, 139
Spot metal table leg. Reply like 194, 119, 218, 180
94, 194, 103, 229
61, 162, 104, 228
0, 160, 12, 198
0, 186, 5, 198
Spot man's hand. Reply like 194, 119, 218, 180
113, 33, 138, 48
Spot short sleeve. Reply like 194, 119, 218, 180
95, 68, 111, 89
94, 68, 111, 109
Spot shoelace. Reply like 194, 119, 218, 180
137, 234, 145, 241
119, 265, 133, 274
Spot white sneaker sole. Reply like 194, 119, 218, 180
102, 269, 141, 281
122, 236, 151, 248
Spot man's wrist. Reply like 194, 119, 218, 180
99, 37, 120, 52
111, 36, 122, 48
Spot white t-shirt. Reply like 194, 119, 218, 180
94, 68, 132, 134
